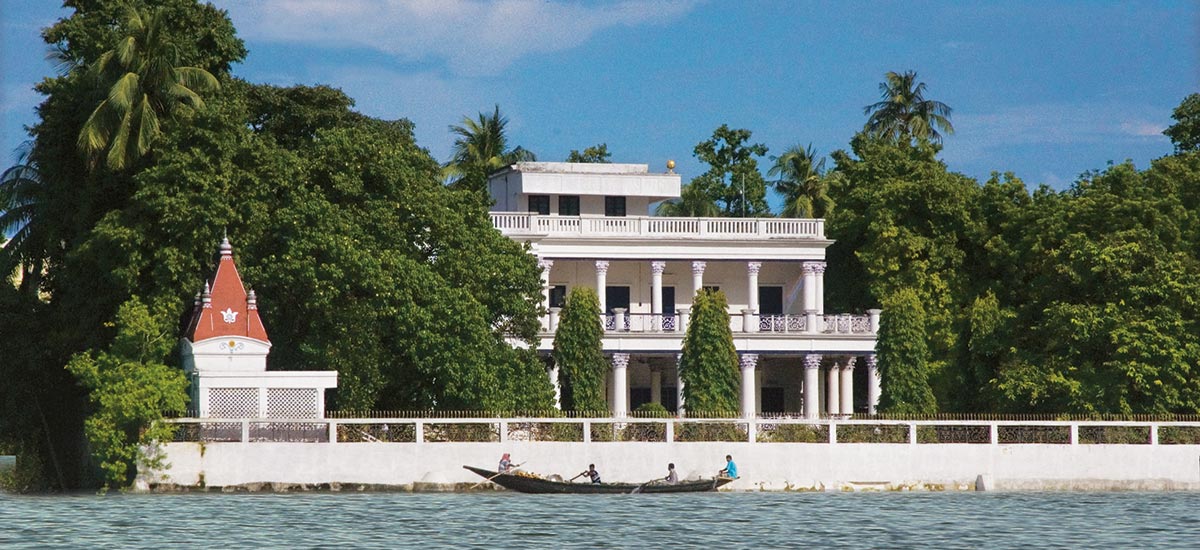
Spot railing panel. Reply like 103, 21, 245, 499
491, 214, 824, 239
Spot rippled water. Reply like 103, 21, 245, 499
2, 491, 1198, 548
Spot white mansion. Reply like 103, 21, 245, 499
489, 162, 880, 419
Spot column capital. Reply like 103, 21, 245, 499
865, 355, 878, 368
803, 354, 822, 370
739, 353, 759, 371
802, 261, 821, 274
611, 352, 630, 370
844, 357, 856, 371
651, 260, 667, 274
747, 261, 762, 275
813, 261, 827, 274
691, 260, 707, 275
595, 259, 610, 274
538, 258, 554, 271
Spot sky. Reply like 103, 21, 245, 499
2, 0, 1198, 193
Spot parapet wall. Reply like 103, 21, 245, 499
149, 418, 1200, 492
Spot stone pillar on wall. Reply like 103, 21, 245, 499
548, 361, 561, 409
740, 354, 758, 419
803, 354, 821, 419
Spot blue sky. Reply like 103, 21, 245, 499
2, 1, 1197, 192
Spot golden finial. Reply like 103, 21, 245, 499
666, 159, 676, 173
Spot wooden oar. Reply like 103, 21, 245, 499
470, 463, 524, 489
568, 472, 586, 482
630, 479, 656, 494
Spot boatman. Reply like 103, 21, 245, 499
719, 455, 738, 478
664, 463, 678, 485
580, 464, 601, 484
498, 453, 513, 473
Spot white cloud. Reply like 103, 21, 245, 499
218, 0, 699, 76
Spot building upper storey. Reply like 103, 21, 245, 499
487, 162, 829, 261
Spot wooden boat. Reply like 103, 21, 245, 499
464, 465, 734, 494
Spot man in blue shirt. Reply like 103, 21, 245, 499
720, 455, 738, 478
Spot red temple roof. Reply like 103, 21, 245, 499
186, 237, 270, 343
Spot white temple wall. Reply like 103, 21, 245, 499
155, 440, 1200, 491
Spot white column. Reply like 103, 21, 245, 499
826, 362, 841, 417
611, 353, 629, 417
538, 259, 554, 331
691, 261, 706, 296
802, 261, 819, 334
740, 354, 758, 419
650, 366, 662, 405
651, 260, 666, 331
596, 260, 609, 324
803, 354, 821, 420
676, 353, 686, 417
677, 306, 690, 333
867, 355, 881, 414
814, 261, 826, 315
549, 362, 562, 409
840, 357, 855, 417
746, 261, 761, 333
549, 307, 561, 332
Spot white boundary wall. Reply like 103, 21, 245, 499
150, 418, 1200, 492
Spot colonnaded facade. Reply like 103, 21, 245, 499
488, 162, 880, 419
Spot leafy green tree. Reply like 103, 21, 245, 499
768, 143, 834, 218
654, 184, 720, 217
877, 288, 937, 414
77, 6, 221, 171
864, 70, 955, 145
64, 297, 188, 490
826, 133, 980, 406
690, 124, 770, 216
444, 105, 536, 194
679, 289, 739, 413
566, 143, 611, 163
553, 287, 608, 412
1164, 93, 1200, 153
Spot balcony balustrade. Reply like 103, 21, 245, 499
545, 311, 876, 336
492, 213, 825, 240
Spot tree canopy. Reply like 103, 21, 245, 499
864, 70, 955, 145
553, 287, 608, 412
679, 289, 740, 413
566, 143, 611, 163
443, 105, 536, 194
689, 125, 770, 217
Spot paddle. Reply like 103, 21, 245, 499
568, 471, 586, 482
630, 481, 651, 494
470, 462, 524, 489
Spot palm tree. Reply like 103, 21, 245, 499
77, 6, 220, 171
444, 105, 536, 192
655, 184, 721, 217
768, 144, 834, 218
0, 145, 48, 294
863, 70, 955, 145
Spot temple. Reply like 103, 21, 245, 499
489, 162, 880, 418
180, 237, 337, 419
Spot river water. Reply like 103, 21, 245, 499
1, 491, 1198, 548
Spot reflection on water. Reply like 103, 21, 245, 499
1, 491, 1199, 548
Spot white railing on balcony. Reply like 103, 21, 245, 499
491, 213, 825, 240
559, 311, 875, 336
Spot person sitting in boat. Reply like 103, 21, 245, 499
498, 453, 513, 473
579, 464, 601, 484
719, 455, 738, 478
664, 463, 678, 485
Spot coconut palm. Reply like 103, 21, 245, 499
444, 105, 536, 192
0, 145, 48, 294
864, 70, 955, 145
768, 144, 834, 218
655, 184, 721, 217
77, 6, 220, 171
